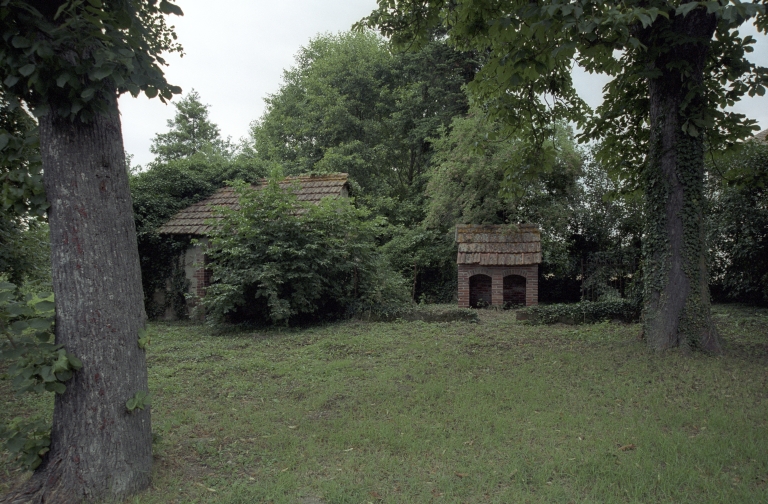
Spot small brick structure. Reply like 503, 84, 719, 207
456, 224, 541, 308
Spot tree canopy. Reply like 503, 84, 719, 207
150, 89, 229, 161
361, 0, 768, 352
249, 30, 476, 223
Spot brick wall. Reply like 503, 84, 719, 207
458, 264, 538, 308
193, 265, 212, 298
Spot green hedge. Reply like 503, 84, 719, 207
522, 299, 640, 325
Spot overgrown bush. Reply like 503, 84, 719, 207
203, 177, 409, 324
131, 153, 267, 318
380, 225, 457, 303
523, 298, 641, 325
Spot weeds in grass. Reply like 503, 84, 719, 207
1, 305, 766, 503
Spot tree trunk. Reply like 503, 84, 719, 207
642, 9, 722, 353
3, 104, 152, 502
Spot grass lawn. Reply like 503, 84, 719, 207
2, 305, 767, 503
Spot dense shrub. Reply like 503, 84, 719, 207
523, 298, 641, 325
379, 225, 457, 303
203, 178, 409, 324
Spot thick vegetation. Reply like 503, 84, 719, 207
707, 140, 768, 305
125, 28, 768, 325
203, 177, 408, 324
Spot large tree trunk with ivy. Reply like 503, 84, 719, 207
641, 10, 722, 353
3, 105, 152, 502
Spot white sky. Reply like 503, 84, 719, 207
119, 0, 768, 168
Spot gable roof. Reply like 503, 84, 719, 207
157, 173, 349, 236
456, 224, 541, 266
755, 129, 768, 143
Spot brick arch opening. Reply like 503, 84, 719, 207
503, 274, 526, 307
469, 274, 493, 308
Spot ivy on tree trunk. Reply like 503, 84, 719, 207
641, 9, 722, 352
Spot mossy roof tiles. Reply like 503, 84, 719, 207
456, 224, 541, 266
158, 173, 349, 236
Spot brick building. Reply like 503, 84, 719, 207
157, 173, 350, 319
456, 224, 541, 308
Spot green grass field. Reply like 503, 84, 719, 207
2, 305, 767, 503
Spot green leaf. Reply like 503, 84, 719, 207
54, 2, 69, 19
144, 86, 158, 98
3, 75, 20, 87
137, 328, 150, 349
54, 370, 72, 382
126, 398, 137, 410
66, 354, 83, 371
56, 73, 71, 87
10, 320, 29, 334
6, 436, 26, 453
87, 0, 103, 7
7, 303, 33, 317
44, 382, 67, 394
81, 88, 96, 100
32, 300, 55, 313
11, 36, 31, 48
27, 317, 53, 331
18, 64, 36, 77
89, 66, 112, 81
159, 1, 183, 16
26, 452, 42, 469
675, 2, 699, 17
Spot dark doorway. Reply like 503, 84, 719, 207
503, 275, 526, 307
469, 274, 493, 308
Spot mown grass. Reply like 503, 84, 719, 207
2, 304, 767, 503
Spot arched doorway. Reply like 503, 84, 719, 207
469, 274, 493, 308
503, 274, 526, 307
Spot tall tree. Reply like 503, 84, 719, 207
363, 0, 768, 352
250, 30, 475, 223
150, 88, 228, 161
0, 1, 182, 501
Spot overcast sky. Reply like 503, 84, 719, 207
119, 0, 768, 168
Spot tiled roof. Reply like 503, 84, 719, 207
755, 129, 768, 142
456, 224, 541, 266
158, 173, 349, 235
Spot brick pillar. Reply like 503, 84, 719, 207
491, 267, 504, 307
526, 264, 539, 306
458, 265, 470, 307
194, 265, 211, 298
